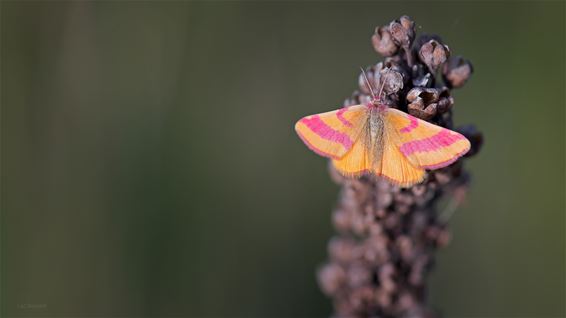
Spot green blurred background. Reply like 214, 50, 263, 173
1, 1, 564, 317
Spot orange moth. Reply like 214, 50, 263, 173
295, 74, 470, 187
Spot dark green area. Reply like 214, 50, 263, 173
1, 1, 564, 317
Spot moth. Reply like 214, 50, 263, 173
294, 73, 470, 187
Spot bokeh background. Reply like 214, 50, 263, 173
2, 1, 564, 317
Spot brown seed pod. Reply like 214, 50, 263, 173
372, 26, 399, 57
443, 56, 473, 88
406, 87, 441, 120
419, 39, 450, 72
389, 15, 415, 48
379, 68, 404, 95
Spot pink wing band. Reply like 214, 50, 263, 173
399, 115, 419, 133
336, 108, 353, 128
297, 130, 341, 159
420, 148, 469, 169
300, 115, 353, 149
399, 129, 464, 156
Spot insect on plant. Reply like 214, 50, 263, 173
294, 68, 470, 187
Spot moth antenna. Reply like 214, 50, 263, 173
377, 74, 386, 101
360, 67, 377, 101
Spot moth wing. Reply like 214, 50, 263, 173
331, 133, 373, 177
295, 105, 367, 159
331, 112, 425, 187
385, 108, 470, 169
377, 126, 427, 187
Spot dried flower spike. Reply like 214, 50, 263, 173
303, 16, 482, 318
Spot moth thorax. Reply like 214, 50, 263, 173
369, 110, 384, 140
368, 110, 385, 167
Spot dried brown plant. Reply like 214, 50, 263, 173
317, 16, 483, 318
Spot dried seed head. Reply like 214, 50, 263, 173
419, 40, 450, 72
389, 15, 415, 48
334, 299, 354, 317
443, 56, 473, 88
372, 26, 399, 57
349, 286, 375, 312
332, 209, 351, 233
351, 212, 368, 235
375, 289, 392, 308
397, 235, 414, 262
379, 68, 404, 95
406, 87, 441, 120
398, 292, 417, 311
433, 169, 451, 185
411, 184, 427, 197
347, 263, 372, 287
317, 263, 346, 295
382, 58, 410, 83
329, 237, 357, 263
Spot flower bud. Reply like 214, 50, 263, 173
443, 56, 473, 88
